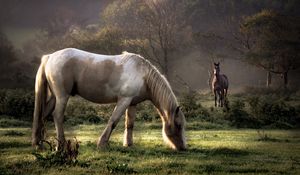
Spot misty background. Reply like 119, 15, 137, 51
0, 0, 299, 92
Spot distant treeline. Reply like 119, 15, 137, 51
0, 0, 300, 90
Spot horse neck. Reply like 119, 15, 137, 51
214, 72, 221, 82
155, 93, 177, 121
146, 68, 178, 122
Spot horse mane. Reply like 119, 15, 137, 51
146, 67, 178, 113
121, 52, 178, 117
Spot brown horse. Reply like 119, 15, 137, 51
211, 62, 228, 107
32, 48, 186, 151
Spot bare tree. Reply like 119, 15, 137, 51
102, 0, 192, 79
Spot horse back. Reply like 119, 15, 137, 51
45, 48, 147, 103
221, 74, 229, 89
212, 74, 228, 90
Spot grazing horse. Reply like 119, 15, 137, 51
32, 48, 186, 151
211, 62, 228, 107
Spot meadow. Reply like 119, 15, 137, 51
0, 88, 299, 174
0, 122, 299, 175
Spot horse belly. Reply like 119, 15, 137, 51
72, 60, 123, 104
76, 82, 119, 104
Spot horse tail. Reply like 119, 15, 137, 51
32, 55, 50, 147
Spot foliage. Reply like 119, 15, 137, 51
3, 130, 25, 136
0, 89, 34, 121
247, 96, 297, 128
180, 92, 210, 121
0, 31, 22, 88
102, 0, 192, 76
224, 100, 261, 128
136, 101, 159, 122
240, 10, 300, 87
32, 137, 81, 167
243, 86, 295, 96
67, 99, 159, 124
65, 98, 114, 126
65, 26, 124, 55
0, 117, 30, 128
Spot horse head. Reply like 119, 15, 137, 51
213, 62, 220, 75
162, 106, 186, 151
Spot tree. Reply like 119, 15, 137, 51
0, 30, 34, 88
0, 31, 17, 80
102, 0, 192, 79
66, 26, 124, 55
239, 10, 300, 88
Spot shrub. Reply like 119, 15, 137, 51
65, 98, 114, 125
0, 117, 31, 127
247, 96, 297, 128
32, 137, 81, 167
66, 99, 98, 118
136, 102, 159, 122
180, 92, 210, 121
0, 89, 34, 121
65, 114, 103, 126
225, 100, 261, 128
3, 130, 25, 136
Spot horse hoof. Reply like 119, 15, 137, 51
123, 143, 133, 147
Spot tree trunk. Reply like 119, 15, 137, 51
164, 63, 169, 80
266, 71, 272, 88
283, 72, 288, 89
208, 69, 212, 89
163, 49, 169, 80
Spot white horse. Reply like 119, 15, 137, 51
32, 48, 186, 151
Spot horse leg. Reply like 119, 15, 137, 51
52, 96, 69, 150
123, 105, 136, 147
98, 97, 132, 148
218, 91, 222, 107
224, 88, 228, 98
45, 95, 56, 118
220, 90, 224, 107
214, 90, 217, 107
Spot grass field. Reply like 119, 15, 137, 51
0, 122, 299, 175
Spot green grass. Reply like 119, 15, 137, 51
0, 123, 299, 175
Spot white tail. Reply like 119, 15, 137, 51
32, 55, 49, 147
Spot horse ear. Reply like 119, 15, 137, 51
214, 62, 217, 66
217, 62, 220, 65
175, 106, 180, 116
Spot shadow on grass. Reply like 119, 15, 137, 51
3, 131, 25, 136
166, 146, 250, 157
228, 167, 269, 173
83, 141, 250, 158
205, 147, 250, 156
0, 141, 31, 149
0, 164, 12, 175
0, 160, 35, 175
